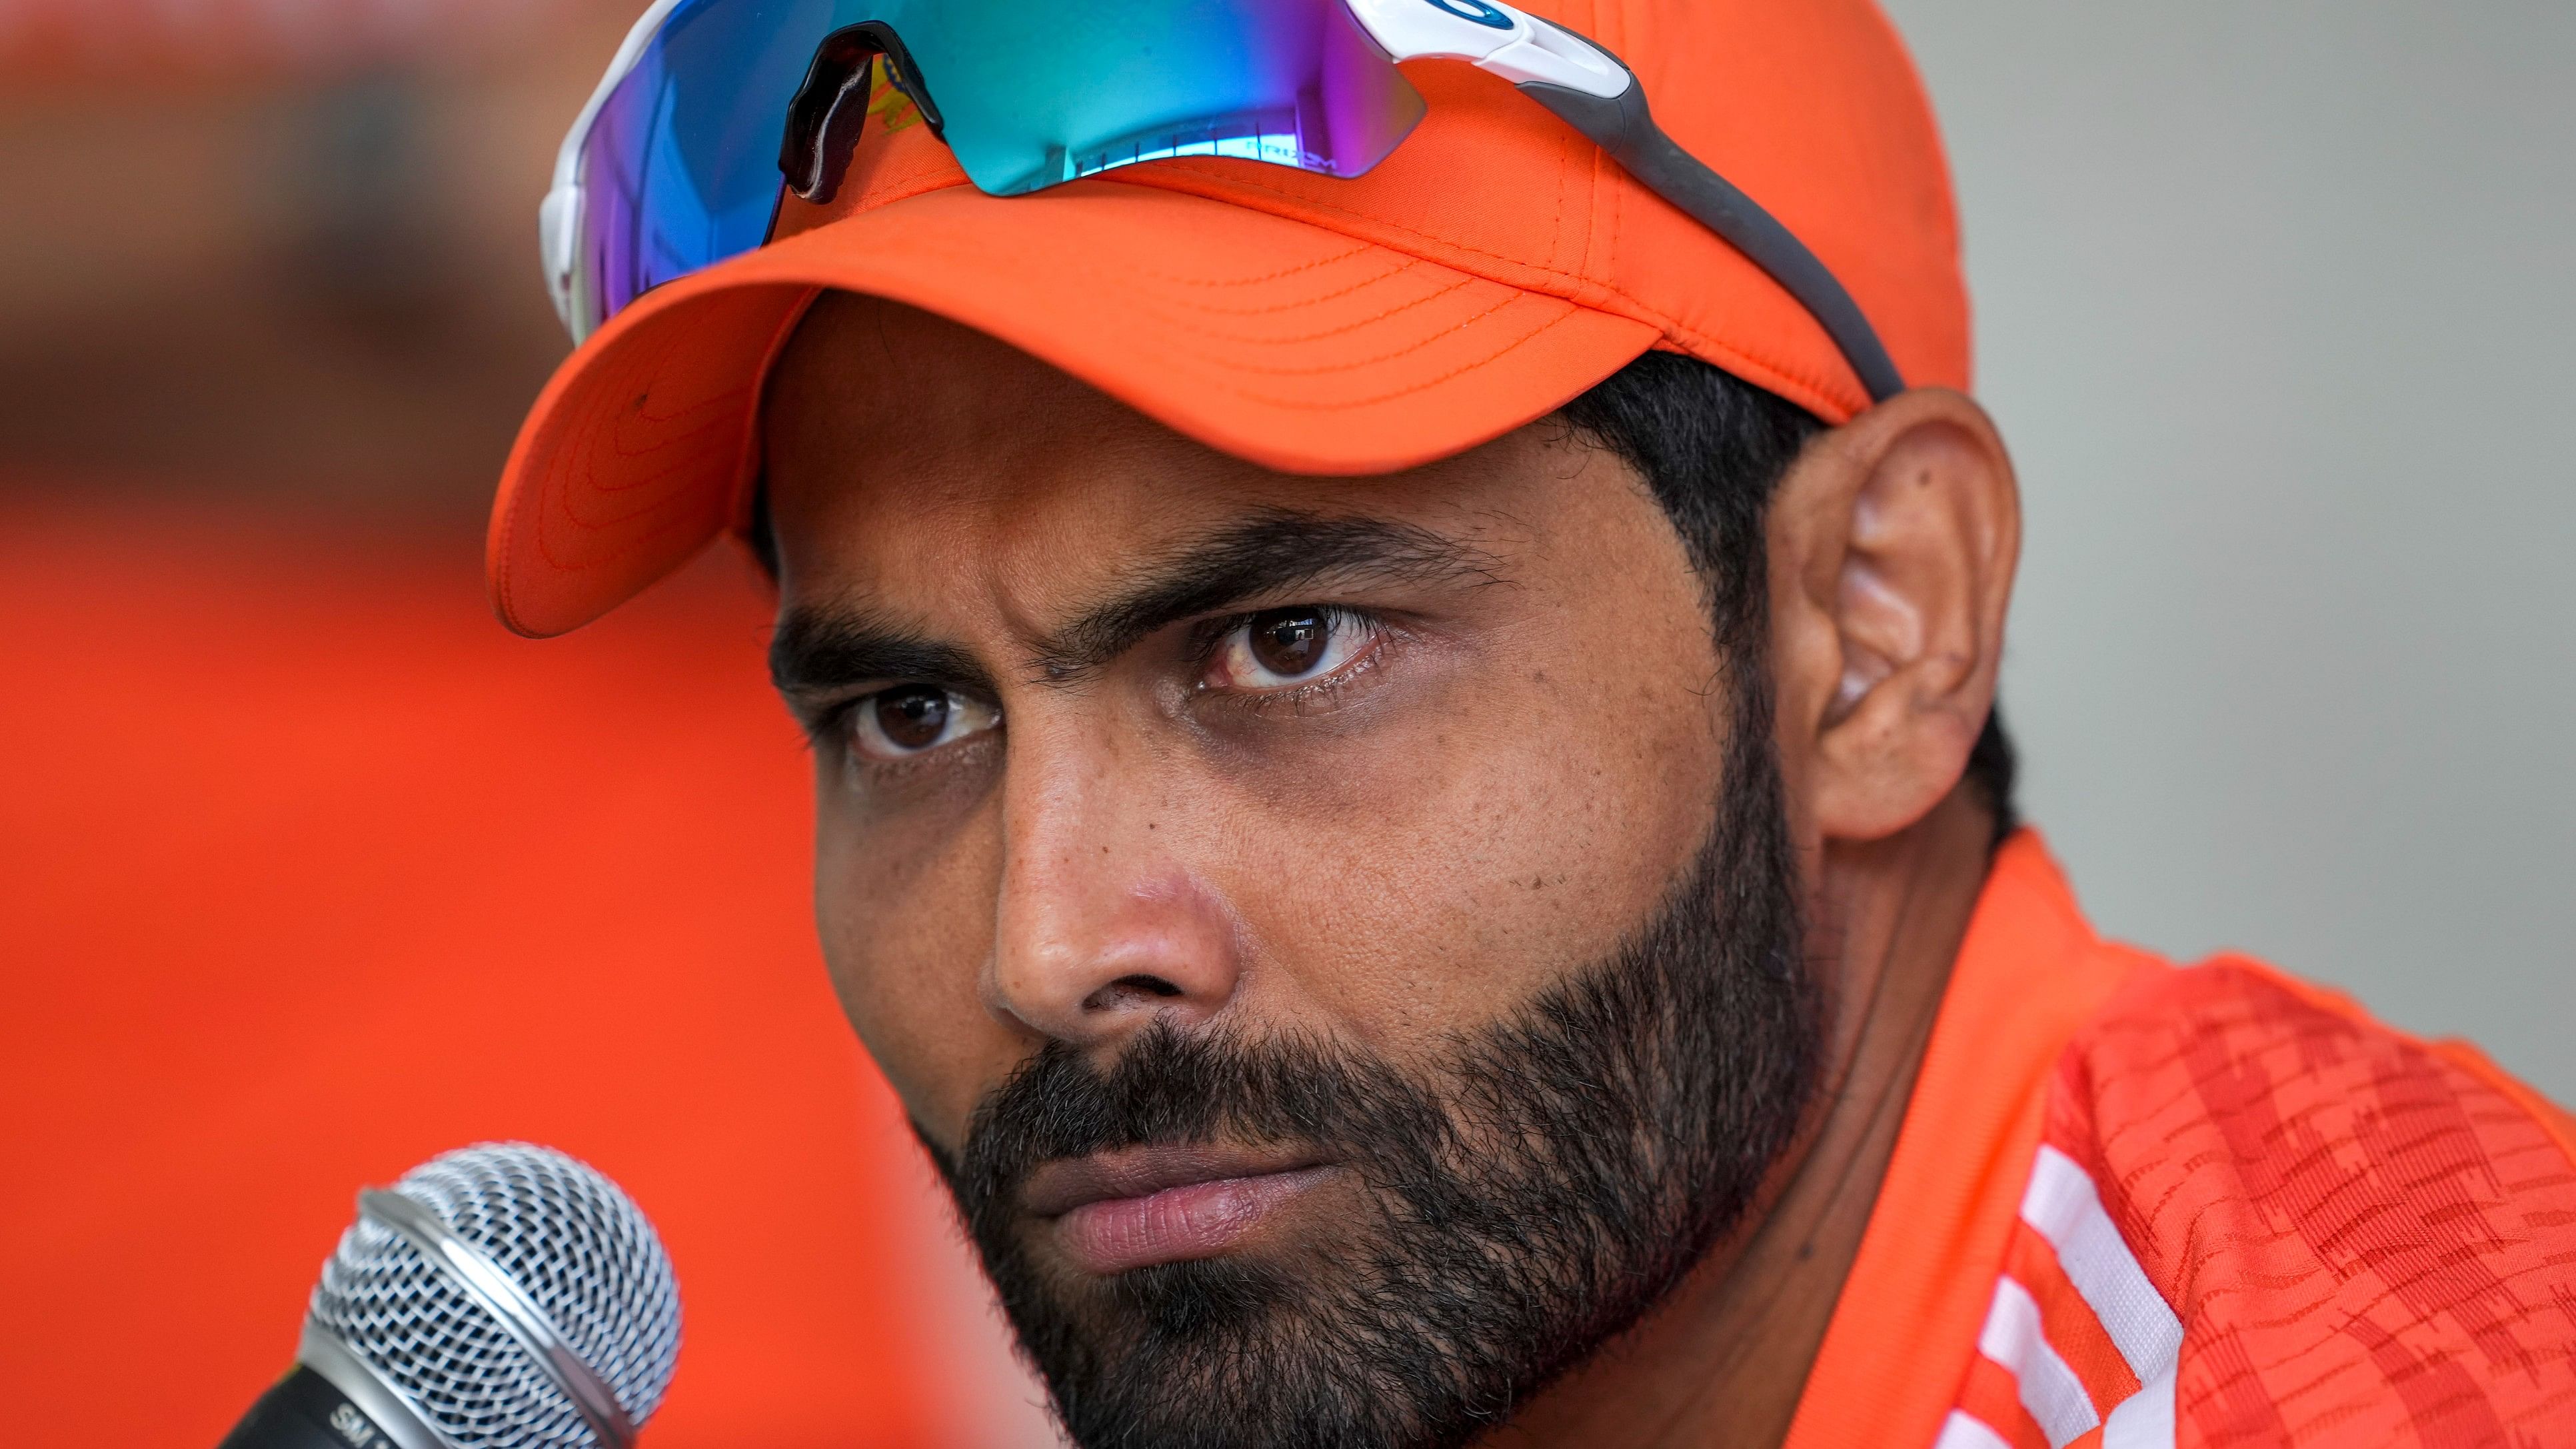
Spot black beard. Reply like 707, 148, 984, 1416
921, 688, 1819, 1449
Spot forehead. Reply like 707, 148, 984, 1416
757, 293, 1582, 623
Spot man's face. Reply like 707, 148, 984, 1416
763, 295, 1819, 1448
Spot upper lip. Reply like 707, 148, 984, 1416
1022, 1144, 1330, 1218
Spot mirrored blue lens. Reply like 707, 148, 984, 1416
573, 0, 1425, 336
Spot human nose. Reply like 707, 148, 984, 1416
981, 724, 1242, 1048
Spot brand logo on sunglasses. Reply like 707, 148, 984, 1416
867, 55, 925, 135
1422, 0, 1514, 29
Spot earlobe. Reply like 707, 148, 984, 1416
1772, 389, 2020, 843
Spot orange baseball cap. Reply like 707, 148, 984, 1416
489, 0, 1967, 638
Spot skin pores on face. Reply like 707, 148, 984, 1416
760, 293, 1738, 1250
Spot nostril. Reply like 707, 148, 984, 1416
1082, 974, 1184, 1010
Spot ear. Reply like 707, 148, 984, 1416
1766, 389, 2021, 842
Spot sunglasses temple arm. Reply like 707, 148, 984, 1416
1518, 82, 1907, 405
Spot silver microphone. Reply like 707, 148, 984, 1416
220, 1142, 683, 1449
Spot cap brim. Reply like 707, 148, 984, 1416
490, 178, 1659, 638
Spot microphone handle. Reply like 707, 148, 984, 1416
218, 1364, 413, 1449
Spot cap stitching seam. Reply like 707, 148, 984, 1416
842, 196, 1388, 292
1055, 241, 1386, 291
1561, 121, 1586, 281
1108, 167, 1860, 409
1131, 285, 1536, 378
803, 215, 1494, 348
1140, 273, 1489, 349
1120, 257, 1448, 321
796, 194, 1435, 313
1110, 168, 1596, 289
972, 229, 1507, 369
1208, 301, 1594, 412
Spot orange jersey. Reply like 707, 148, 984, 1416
1787, 834, 2576, 1449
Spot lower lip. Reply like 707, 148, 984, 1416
1052, 1167, 1334, 1275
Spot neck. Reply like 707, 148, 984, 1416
1486, 788, 1998, 1449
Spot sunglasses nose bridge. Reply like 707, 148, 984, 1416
781, 21, 951, 207
780, 27, 882, 205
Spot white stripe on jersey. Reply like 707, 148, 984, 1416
1933, 1409, 2015, 1449
2019, 1145, 2183, 1382
2102, 1364, 2177, 1449
1942, 1147, 2181, 1449
1977, 1276, 2101, 1448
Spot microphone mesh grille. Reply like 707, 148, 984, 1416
309, 1143, 682, 1448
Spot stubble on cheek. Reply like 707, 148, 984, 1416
812, 785, 1016, 1144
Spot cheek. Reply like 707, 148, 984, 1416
812, 769, 1016, 1146
1216, 625, 1727, 1052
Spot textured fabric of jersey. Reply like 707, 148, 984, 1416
1786, 834, 2576, 1449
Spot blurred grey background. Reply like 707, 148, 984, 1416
1882, 0, 2574, 1096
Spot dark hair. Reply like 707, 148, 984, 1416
746, 350, 2019, 842
1556, 350, 2017, 846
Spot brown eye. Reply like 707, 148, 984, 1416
1208, 607, 1375, 693
848, 686, 1000, 760
875, 687, 950, 749
1248, 609, 1327, 678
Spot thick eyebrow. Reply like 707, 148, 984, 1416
768, 511, 1502, 697
770, 606, 996, 698
1028, 511, 1502, 681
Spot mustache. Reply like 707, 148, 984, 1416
929, 709, 1814, 1234
945, 1020, 1454, 1220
